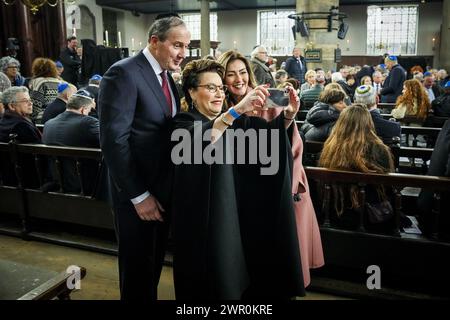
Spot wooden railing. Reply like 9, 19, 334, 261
305, 166, 450, 240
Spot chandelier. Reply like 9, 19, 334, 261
3, 0, 76, 14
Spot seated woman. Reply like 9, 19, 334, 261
300, 70, 316, 93
0, 86, 41, 143
300, 88, 346, 142
318, 104, 396, 232
392, 79, 431, 125
171, 58, 305, 300
0, 86, 41, 188
217, 50, 324, 289
28, 58, 61, 123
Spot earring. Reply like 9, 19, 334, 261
191, 100, 197, 110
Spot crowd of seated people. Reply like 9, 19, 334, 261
1, 43, 450, 241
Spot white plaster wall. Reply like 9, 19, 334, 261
69, 0, 155, 50
217, 9, 258, 56
69, 2, 442, 59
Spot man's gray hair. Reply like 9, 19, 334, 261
372, 71, 382, 78
354, 85, 376, 108
148, 16, 186, 41
2, 86, 28, 106
67, 95, 94, 110
0, 56, 21, 73
251, 46, 267, 59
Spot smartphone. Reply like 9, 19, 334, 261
265, 88, 290, 108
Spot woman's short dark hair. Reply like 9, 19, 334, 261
181, 59, 225, 106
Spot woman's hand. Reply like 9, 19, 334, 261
234, 85, 269, 115
284, 86, 300, 119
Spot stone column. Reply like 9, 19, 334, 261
295, 0, 339, 71
200, 0, 210, 57
439, 0, 450, 70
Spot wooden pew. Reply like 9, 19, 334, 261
302, 140, 434, 174
0, 141, 114, 253
377, 103, 396, 113
401, 126, 441, 148
305, 166, 450, 296
18, 266, 87, 300
305, 166, 450, 236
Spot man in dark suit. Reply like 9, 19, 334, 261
59, 36, 82, 87
42, 82, 77, 124
354, 84, 401, 145
98, 16, 190, 301
380, 55, 406, 103
43, 89, 99, 193
284, 47, 307, 85
81, 74, 102, 119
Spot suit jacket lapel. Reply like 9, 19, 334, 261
135, 52, 171, 117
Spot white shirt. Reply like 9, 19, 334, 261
426, 87, 435, 103
373, 82, 382, 94
130, 47, 177, 205
143, 47, 176, 117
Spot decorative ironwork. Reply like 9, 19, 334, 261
2, 0, 75, 14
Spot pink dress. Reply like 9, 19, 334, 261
261, 108, 325, 287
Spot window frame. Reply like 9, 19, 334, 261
257, 9, 296, 57
366, 5, 419, 56
179, 12, 218, 41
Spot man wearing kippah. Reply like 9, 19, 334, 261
380, 55, 406, 103
41, 82, 77, 124
355, 84, 401, 145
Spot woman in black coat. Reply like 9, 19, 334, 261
171, 59, 305, 300
0, 86, 41, 143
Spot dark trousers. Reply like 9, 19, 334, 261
113, 195, 170, 301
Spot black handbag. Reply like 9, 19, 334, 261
366, 200, 394, 224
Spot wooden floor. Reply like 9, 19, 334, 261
0, 234, 348, 300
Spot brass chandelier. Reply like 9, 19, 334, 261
2, 0, 76, 14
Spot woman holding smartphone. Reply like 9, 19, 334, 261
171, 58, 304, 300
217, 50, 325, 288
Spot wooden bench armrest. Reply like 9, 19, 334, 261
18, 266, 86, 300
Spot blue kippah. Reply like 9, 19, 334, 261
380, 64, 386, 68
388, 55, 397, 61
90, 74, 102, 81
445, 81, 450, 88
57, 82, 69, 93
55, 61, 63, 68
423, 71, 432, 77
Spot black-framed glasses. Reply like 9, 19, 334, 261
197, 83, 228, 94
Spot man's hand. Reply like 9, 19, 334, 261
134, 195, 165, 222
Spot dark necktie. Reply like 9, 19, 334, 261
160, 71, 173, 115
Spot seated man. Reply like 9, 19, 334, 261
41, 82, 77, 124
81, 74, 102, 119
43, 89, 99, 194
354, 85, 401, 145
300, 73, 325, 109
